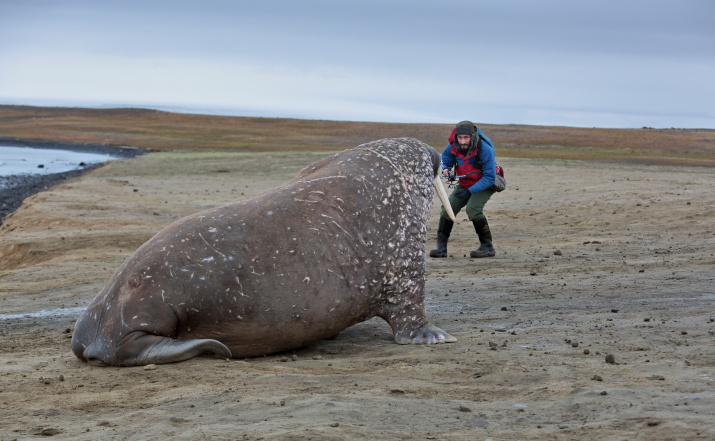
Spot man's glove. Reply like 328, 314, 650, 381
454, 188, 472, 199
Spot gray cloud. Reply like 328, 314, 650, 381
1, 0, 713, 127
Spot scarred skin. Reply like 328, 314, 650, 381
71, 138, 456, 366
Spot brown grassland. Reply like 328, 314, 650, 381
1, 105, 714, 166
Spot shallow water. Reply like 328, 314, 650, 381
0, 306, 85, 321
0, 146, 117, 177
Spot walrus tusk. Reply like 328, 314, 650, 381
434, 177, 456, 222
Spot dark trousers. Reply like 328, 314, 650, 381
440, 186, 494, 222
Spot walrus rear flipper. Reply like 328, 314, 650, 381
73, 331, 232, 366
121, 333, 232, 366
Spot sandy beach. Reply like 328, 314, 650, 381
1, 148, 714, 440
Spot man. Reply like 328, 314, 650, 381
430, 120, 496, 258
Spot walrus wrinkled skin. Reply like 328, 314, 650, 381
71, 138, 456, 366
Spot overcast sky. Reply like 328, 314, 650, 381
1, 0, 713, 128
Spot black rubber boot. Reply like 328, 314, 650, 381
470, 218, 495, 258
429, 217, 454, 258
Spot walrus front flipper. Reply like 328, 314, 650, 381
122, 333, 232, 366
393, 322, 457, 345
379, 299, 457, 345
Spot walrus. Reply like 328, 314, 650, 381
71, 138, 457, 366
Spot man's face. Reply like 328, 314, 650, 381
457, 134, 471, 149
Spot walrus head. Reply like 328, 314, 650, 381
427, 146, 441, 177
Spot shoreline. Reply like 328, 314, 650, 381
0, 138, 150, 225
0, 136, 149, 158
